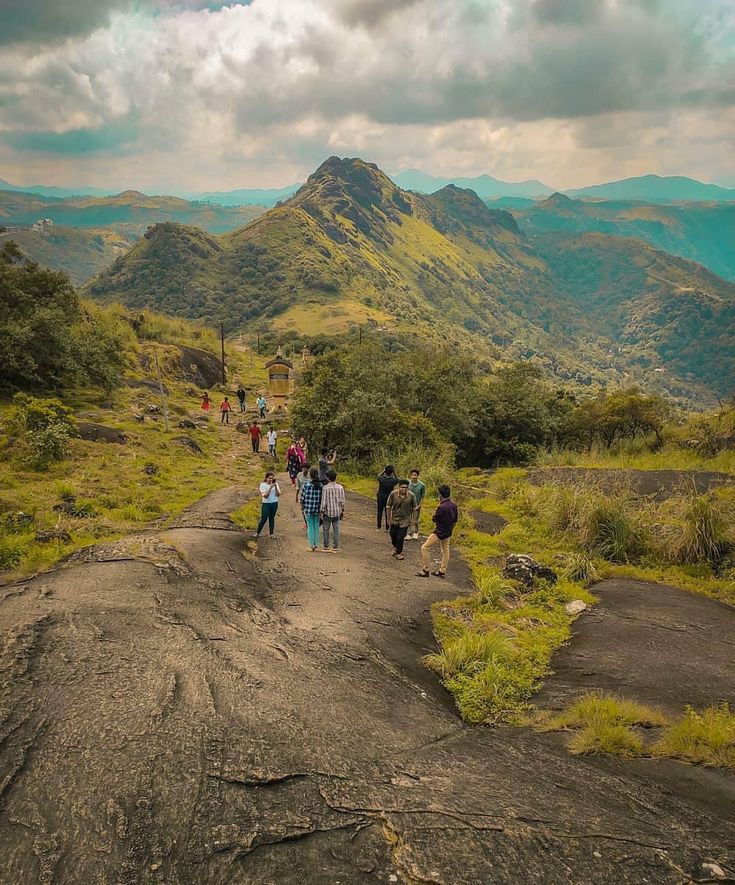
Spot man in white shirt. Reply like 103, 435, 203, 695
267, 426, 278, 459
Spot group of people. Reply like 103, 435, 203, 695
201, 388, 268, 424
255, 445, 459, 578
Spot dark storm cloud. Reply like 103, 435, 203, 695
0, 0, 241, 45
332, 0, 423, 28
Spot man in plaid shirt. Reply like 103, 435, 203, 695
320, 469, 345, 553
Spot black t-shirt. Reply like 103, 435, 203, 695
318, 458, 329, 482
377, 475, 399, 499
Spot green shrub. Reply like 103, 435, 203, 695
0, 535, 25, 571
5, 393, 78, 470
542, 692, 667, 731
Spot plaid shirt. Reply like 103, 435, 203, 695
320, 482, 345, 518
300, 481, 322, 516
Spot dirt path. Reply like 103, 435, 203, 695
1, 482, 733, 883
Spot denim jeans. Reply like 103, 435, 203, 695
322, 515, 341, 549
257, 502, 278, 536
305, 513, 320, 548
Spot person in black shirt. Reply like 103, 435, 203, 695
376, 465, 399, 532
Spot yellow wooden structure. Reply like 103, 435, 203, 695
265, 352, 294, 412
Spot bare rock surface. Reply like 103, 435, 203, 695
0, 483, 733, 883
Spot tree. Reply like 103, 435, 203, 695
0, 242, 126, 391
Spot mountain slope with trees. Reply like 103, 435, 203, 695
516, 194, 735, 281
85, 157, 735, 403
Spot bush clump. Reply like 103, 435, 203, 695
4, 393, 78, 470
654, 704, 735, 769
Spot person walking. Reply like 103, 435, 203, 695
320, 468, 345, 553
256, 470, 281, 537
236, 385, 246, 412
257, 395, 267, 418
219, 396, 231, 425
407, 468, 426, 540
376, 465, 399, 532
249, 420, 262, 453
286, 439, 305, 485
201, 392, 211, 414
300, 466, 323, 552
417, 484, 459, 578
386, 479, 416, 560
267, 426, 278, 459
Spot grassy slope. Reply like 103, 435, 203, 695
83, 158, 735, 405
0, 309, 271, 582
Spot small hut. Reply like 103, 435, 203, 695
265, 352, 294, 412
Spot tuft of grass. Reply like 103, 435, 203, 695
579, 502, 644, 563
423, 630, 511, 680
670, 494, 730, 564
568, 723, 644, 757
562, 553, 599, 584
542, 692, 668, 732
653, 704, 735, 770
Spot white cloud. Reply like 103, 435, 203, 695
0, 0, 733, 189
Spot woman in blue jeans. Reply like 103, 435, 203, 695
256, 470, 281, 537
300, 466, 323, 552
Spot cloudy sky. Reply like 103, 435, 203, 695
0, 0, 733, 192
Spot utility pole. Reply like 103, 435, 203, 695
359, 325, 362, 346
257, 329, 261, 356
153, 350, 170, 432
220, 323, 226, 386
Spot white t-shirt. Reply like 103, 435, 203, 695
260, 481, 279, 503
267, 430, 278, 446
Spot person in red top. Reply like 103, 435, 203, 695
219, 396, 231, 424
249, 421, 262, 453
201, 392, 211, 412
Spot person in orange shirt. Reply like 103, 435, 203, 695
219, 396, 231, 424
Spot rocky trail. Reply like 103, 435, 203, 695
0, 481, 733, 883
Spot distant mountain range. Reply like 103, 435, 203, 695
83, 157, 734, 403
567, 174, 735, 203
3, 170, 734, 206
391, 170, 554, 199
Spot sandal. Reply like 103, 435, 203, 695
416, 569, 430, 577
396, 554, 405, 560
431, 571, 446, 578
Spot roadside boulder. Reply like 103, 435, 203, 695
178, 418, 197, 430
502, 554, 557, 588
77, 422, 127, 444
173, 435, 202, 454
235, 421, 249, 434
565, 600, 588, 616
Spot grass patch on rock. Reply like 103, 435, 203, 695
653, 704, 735, 770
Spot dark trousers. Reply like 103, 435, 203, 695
221, 411, 229, 424
257, 502, 278, 535
390, 524, 408, 554
238, 399, 246, 412
377, 496, 390, 530
251, 438, 260, 452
